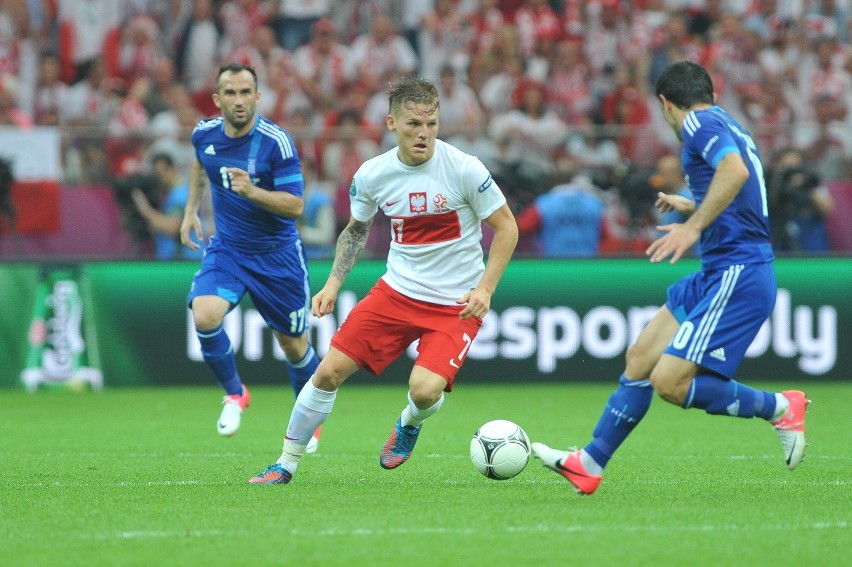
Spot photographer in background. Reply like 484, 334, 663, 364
766, 148, 835, 253
130, 153, 206, 260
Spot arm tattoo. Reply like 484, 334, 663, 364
332, 219, 372, 281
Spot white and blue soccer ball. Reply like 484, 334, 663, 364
470, 419, 530, 480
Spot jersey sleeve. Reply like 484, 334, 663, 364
460, 156, 506, 220
269, 130, 304, 198
349, 167, 378, 222
683, 112, 740, 169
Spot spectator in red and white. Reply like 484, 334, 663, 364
56, 0, 122, 84
348, 12, 417, 93
545, 37, 592, 127
259, 59, 312, 128
321, 107, 380, 230
286, 106, 322, 171
229, 23, 291, 97
0, 1, 37, 81
797, 33, 852, 122
325, 78, 380, 135
713, 11, 765, 120
582, 0, 651, 81
103, 14, 162, 85
174, 0, 226, 94
514, 0, 560, 59
759, 17, 804, 86
435, 63, 483, 139
292, 17, 352, 113
807, 0, 849, 45
1, 3, 44, 119
418, 0, 472, 82
489, 78, 569, 198
61, 58, 113, 126
795, 93, 852, 181
600, 63, 658, 168
0, 72, 33, 127
32, 52, 67, 126
743, 74, 796, 158
105, 77, 150, 177
148, 82, 203, 146
479, 51, 526, 119
271, 0, 330, 52
465, 0, 505, 57
445, 108, 505, 178
218, 0, 272, 56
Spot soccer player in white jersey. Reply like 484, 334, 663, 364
532, 61, 809, 495
180, 63, 323, 451
250, 74, 518, 484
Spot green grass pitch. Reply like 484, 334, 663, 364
2, 382, 849, 566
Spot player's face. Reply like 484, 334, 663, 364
213, 70, 259, 135
388, 102, 439, 166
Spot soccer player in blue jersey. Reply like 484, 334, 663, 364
532, 61, 810, 495
180, 63, 322, 450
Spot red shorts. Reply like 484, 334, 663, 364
330, 279, 483, 391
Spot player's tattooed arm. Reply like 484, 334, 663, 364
331, 218, 373, 282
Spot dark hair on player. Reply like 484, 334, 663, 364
215, 62, 258, 91
655, 61, 714, 109
387, 74, 439, 115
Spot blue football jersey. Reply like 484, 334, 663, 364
680, 106, 774, 270
192, 115, 304, 252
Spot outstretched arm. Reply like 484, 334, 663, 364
312, 216, 373, 317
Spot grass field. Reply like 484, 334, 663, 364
2, 382, 849, 566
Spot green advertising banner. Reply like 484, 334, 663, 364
0, 259, 849, 389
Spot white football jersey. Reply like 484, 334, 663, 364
350, 139, 506, 305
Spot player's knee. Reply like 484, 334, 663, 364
408, 381, 443, 408
311, 360, 352, 391
275, 332, 307, 361
193, 310, 223, 332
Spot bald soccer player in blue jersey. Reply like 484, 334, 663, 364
180, 63, 322, 451
532, 61, 810, 495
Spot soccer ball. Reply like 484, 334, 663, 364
470, 419, 530, 480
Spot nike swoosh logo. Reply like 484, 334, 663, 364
555, 459, 593, 478
786, 437, 797, 465
218, 422, 226, 429
385, 200, 401, 207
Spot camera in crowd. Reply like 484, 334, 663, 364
111, 173, 160, 244
772, 166, 822, 219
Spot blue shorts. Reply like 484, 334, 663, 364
187, 235, 311, 335
664, 262, 776, 378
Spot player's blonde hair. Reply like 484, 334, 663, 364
388, 74, 439, 116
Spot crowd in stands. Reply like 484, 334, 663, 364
0, 0, 848, 257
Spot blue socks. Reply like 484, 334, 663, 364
584, 375, 654, 470
197, 323, 320, 400
683, 374, 776, 420
287, 345, 320, 398
196, 324, 242, 396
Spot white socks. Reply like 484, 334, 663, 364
580, 449, 604, 476
772, 393, 790, 421
278, 381, 336, 469
400, 391, 444, 428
